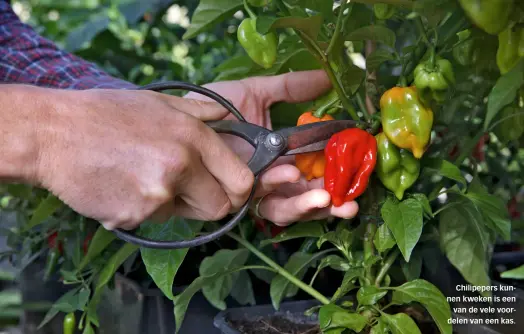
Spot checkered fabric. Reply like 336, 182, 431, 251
0, 0, 134, 89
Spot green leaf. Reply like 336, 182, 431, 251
213, 55, 255, 82
357, 286, 387, 306
422, 158, 466, 186
183, 0, 243, 40
410, 193, 433, 217
78, 226, 116, 270
26, 193, 63, 231
82, 323, 95, 334
381, 198, 423, 262
484, 59, 524, 129
286, 0, 334, 19
374, 223, 396, 253
401, 250, 422, 281
173, 267, 249, 334
317, 229, 352, 251
270, 252, 319, 310
261, 221, 324, 246
317, 255, 350, 272
230, 271, 256, 306
501, 265, 524, 279
391, 279, 452, 334
38, 287, 90, 329
346, 25, 396, 48
200, 249, 250, 310
139, 218, 203, 300
370, 317, 389, 334
319, 304, 368, 332
331, 268, 362, 302
465, 178, 511, 240
439, 197, 491, 291
366, 49, 395, 72
257, 15, 323, 40
65, 9, 110, 52
381, 313, 422, 334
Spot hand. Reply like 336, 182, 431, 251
185, 70, 359, 225
33, 86, 255, 230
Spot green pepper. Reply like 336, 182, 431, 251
453, 30, 480, 66
457, 0, 513, 35
44, 247, 60, 281
493, 105, 524, 144
496, 23, 524, 74
63, 312, 76, 334
414, 57, 455, 105
373, 3, 396, 20
375, 133, 420, 200
237, 18, 278, 69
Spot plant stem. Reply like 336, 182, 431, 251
326, 0, 349, 55
363, 221, 377, 282
243, 0, 257, 19
356, 92, 371, 121
415, 17, 431, 48
313, 96, 339, 118
375, 249, 400, 286
228, 232, 331, 305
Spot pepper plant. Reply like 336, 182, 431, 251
2, 0, 524, 333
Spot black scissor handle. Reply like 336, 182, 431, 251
111, 81, 280, 249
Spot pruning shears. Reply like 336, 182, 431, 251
112, 81, 363, 249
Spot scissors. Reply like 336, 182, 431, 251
112, 81, 364, 249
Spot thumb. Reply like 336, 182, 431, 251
165, 95, 230, 121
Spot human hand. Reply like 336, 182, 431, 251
185, 70, 359, 225
33, 86, 255, 230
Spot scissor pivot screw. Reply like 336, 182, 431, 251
266, 133, 285, 149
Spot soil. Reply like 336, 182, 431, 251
228, 315, 321, 334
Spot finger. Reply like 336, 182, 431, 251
307, 201, 359, 221
259, 189, 331, 226
160, 93, 230, 121
244, 70, 332, 106
255, 164, 301, 197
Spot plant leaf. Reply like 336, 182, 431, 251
370, 317, 389, 334
256, 15, 323, 40
401, 249, 422, 281
78, 226, 116, 270
139, 218, 203, 300
381, 313, 422, 334
319, 304, 367, 332
374, 223, 396, 253
381, 198, 423, 262
357, 286, 387, 306
317, 255, 350, 272
230, 271, 256, 306
346, 25, 396, 48
261, 221, 325, 246
38, 287, 90, 329
366, 49, 395, 72
410, 193, 433, 217
484, 59, 524, 129
183, 0, 243, 40
331, 268, 362, 302
26, 193, 63, 231
391, 279, 452, 334
422, 158, 466, 186
501, 265, 524, 279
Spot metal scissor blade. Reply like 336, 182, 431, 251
277, 120, 360, 152
285, 139, 329, 155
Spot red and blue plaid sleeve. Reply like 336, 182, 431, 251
0, 0, 135, 89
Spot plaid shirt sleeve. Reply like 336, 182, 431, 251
0, 0, 136, 89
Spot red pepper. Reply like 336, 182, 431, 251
508, 198, 521, 220
47, 231, 63, 255
324, 128, 377, 207
473, 134, 489, 162
82, 233, 93, 255
253, 216, 284, 249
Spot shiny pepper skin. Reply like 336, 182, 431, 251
373, 3, 396, 20
324, 128, 377, 207
497, 23, 524, 74
63, 312, 76, 334
295, 112, 334, 180
237, 18, 278, 69
380, 87, 434, 159
414, 57, 455, 105
375, 133, 420, 200
457, 0, 513, 35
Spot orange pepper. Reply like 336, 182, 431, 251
295, 111, 334, 180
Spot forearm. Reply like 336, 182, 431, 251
0, 84, 50, 183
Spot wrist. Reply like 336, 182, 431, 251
0, 85, 54, 185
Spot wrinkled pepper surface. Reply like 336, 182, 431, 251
375, 133, 420, 200
497, 23, 524, 74
295, 111, 334, 180
414, 57, 455, 104
373, 3, 396, 20
458, 0, 513, 35
324, 128, 377, 207
453, 30, 480, 66
380, 87, 434, 159
237, 18, 278, 69
493, 105, 524, 144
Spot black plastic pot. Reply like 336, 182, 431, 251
213, 300, 502, 334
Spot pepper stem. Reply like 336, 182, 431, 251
243, 0, 257, 20
313, 95, 340, 118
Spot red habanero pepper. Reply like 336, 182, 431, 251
508, 198, 521, 220
82, 233, 94, 255
324, 128, 377, 207
47, 231, 63, 254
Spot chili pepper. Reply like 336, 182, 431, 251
254, 217, 283, 249
508, 198, 521, 220
63, 312, 76, 334
375, 133, 420, 200
493, 105, 524, 144
457, 0, 513, 35
295, 112, 334, 180
414, 57, 455, 105
44, 247, 60, 281
237, 18, 278, 69
380, 87, 434, 159
496, 23, 524, 74
373, 3, 396, 20
472, 134, 489, 162
324, 128, 377, 207
47, 231, 63, 254
82, 233, 94, 255
453, 30, 480, 66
